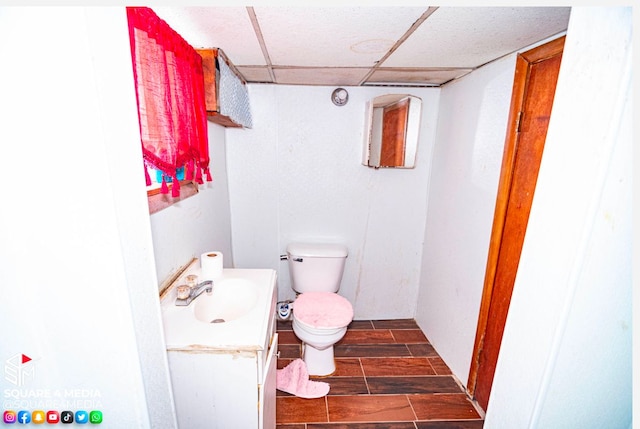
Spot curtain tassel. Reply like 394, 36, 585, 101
160, 176, 169, 194
144, 165, 152, 186
171, 175, 181, 197
195, 167, 203, 184
186, 161, 194, 181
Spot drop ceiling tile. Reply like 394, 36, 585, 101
273, 67, 370, 86
150, 6, 571, 88
385, 6, 571, 68
253, 7, 428, 68
365, 68, 473, 86
236, 66, 273, 83
153, 7, 267, 66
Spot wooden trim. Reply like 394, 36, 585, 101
207, 113, 244, 128
467, 36, 565, 399
196, 47, 246, 128
521, 36, 566, 64
159, 257, 198, 299
196, 48, 219, 113
380, 97, 409, 167
467, 54, 527, 397
147, 180, 199, 214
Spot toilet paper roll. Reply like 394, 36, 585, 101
201, 251, 223, 281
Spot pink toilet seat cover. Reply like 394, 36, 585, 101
295, 292, 354, 328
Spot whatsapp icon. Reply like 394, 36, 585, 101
89, 410, 103, 424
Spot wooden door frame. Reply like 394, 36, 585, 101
467, 36, 566, 404
380, 98, 409, 167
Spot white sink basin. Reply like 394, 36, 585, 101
160, 264, 277, 351
193, 278, 259, 323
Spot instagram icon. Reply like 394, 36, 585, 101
3, 410, 17, 423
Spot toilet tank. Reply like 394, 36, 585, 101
287, 243, 348, 294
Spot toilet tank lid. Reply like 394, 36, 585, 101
287, 242, 348, 258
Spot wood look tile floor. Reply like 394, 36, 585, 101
276, 319, 484, 429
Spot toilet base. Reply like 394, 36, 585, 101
302, 343, 336, 376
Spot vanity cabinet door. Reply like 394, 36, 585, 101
259, 333, 278, 429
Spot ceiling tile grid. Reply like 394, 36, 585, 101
385, 7, 572, 68
154, 6, 570, 87
154, 6, 266, 65
252, 7, 427, 68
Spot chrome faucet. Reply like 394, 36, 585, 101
175, 280, 213, 306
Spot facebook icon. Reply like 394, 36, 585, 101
17, 410, 30, 424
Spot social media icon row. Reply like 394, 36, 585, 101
3, 410, 102, 424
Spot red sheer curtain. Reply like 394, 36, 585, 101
126, 7, 210, 197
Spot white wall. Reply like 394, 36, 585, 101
415, 53, 516, 385
225, 85, 440, 319
150, 123, 234, 288
485, 7, 632, 427
0, 8, 176, 428
1, 7, 631, 429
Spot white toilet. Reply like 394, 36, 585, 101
287, 242, 353, 376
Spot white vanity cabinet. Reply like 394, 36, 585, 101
167, 332, 278, 429
161, 264, 278, 429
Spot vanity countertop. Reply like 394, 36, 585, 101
160, 259, 277, 352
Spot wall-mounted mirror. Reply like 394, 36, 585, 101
363, 94, 422, 168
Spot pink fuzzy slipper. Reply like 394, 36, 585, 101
276, 359, 330, 399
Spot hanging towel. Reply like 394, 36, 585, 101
276, 359, 330, 399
